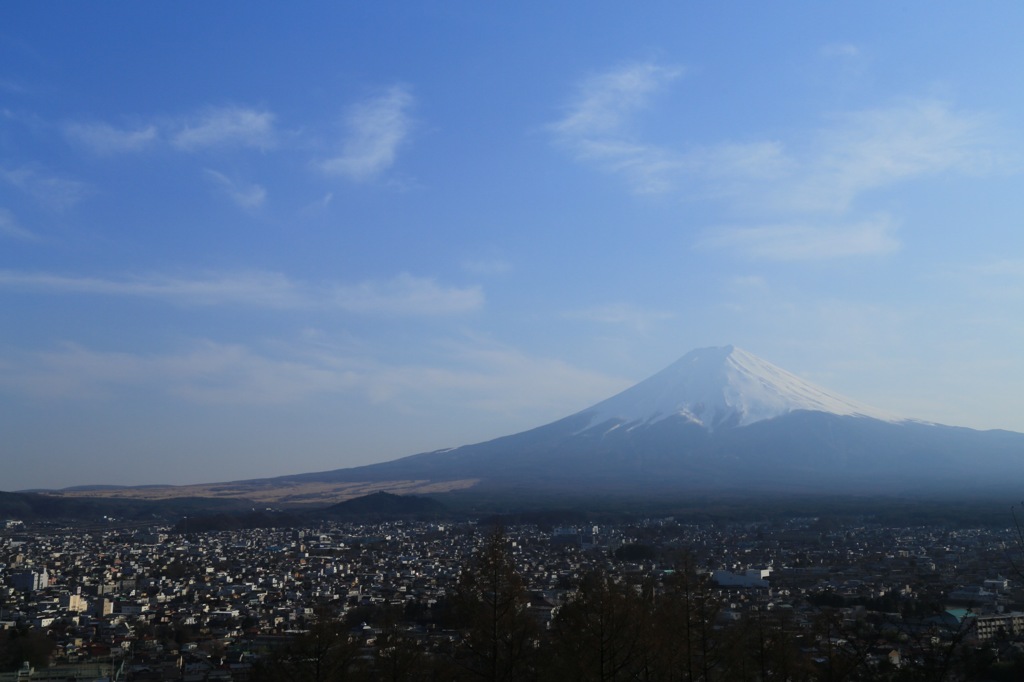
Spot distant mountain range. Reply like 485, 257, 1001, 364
264, 346, 1024, 496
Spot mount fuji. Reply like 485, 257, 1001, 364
275, 346, 1024, 495
575, 345, 900, 431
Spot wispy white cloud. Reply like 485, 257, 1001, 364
320, 86, 415, 181
62, 105, 275, 154
551, 64, 993, 260
778, 99, 992, 214
549, 62, 684, 194
0, 165, 89, 210
172, 106, 276, 151
694, 100, 991, 259
550, 62, 684, 138
566, 303, 675, 331
553, 65, 990, 208
0, 270, 483, 315
688, 100, 993, 216
699, 216, 900, 260
0, 270, 304, 307
203, 169, 266, 209
0, 208, 37, 241
64, 121, 157, 154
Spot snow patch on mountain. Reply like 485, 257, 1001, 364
577, 345, 902, 431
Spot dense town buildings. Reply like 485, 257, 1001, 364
1, 512, 1023, 680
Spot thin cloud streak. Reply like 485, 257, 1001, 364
64, 121, 158, 154
3, 341, 351, 405
172, 106, 276, 151
549, 62, 684, 194
700, 217, 901, 260
2, 338, 627, 417
0, 270, 304, 307
0, 270, 483, 315
0, 165, 89, 210
320, 86, 415, 180
203, 169, 266, 209
0, 208, 38, 241
62, 106, 275, 154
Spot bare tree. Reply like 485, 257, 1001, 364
251, 608, 362, 682
652, 558, 725, 682
452, 527, 538, 681
546, 570, 648, 682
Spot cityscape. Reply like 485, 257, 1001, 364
4, 505, 1024, 680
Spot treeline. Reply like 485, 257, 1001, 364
171, 493, 449, 532
251, 529, 1024, 682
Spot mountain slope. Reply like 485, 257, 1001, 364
241, 346, 1024, 495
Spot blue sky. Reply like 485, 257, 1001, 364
3, 3, 1024, 489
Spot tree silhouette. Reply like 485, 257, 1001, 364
372, 607, 432, 681
251, 608, 362, 682
0, 627, 55, 672
545, 570, 648, 682
650, 558, 726, 681
452, 527, 538, 681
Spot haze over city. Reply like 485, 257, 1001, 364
2, 3, 1024, 490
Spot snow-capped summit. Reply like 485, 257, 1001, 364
578, 345, 901, 430
269, 343, 1024, 496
